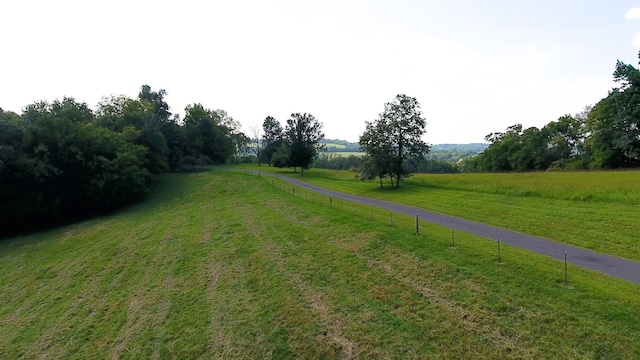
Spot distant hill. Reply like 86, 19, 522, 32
321, 139, 488, 162
427, 143, 488, 162
321, 139, 361, 152
429, 143, 488, 152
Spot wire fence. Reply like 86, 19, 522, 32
245, 169, 572, 285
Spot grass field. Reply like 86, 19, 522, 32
323, 143, 347, 149
1, 170, 639, 358
321, 151, 365, 157
248, 166, 640, 262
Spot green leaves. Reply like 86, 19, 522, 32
1, 85, 251, 235
359, 94, 429, 187
182, 104, 235, 164
584, 58, 640, 169
473, 53, 640, 172
262, 116, 284, 166
285, 113, 325, 174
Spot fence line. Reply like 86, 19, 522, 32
245, 170, 575, 285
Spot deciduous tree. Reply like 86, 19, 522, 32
249, 124, 264, 165
262, 116, 283, 166
285, 113, 325, 175
183, 104, 234, 164
359, 94, 429, 187
584, 57, 640, 168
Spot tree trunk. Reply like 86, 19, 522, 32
379, 176, 383, 188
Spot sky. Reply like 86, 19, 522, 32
2, 1, 640, 144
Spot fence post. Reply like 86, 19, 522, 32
497, 234, 502, 263
451, 224, 455, 247
564, 250, 568, 285
415, 215, 419, 235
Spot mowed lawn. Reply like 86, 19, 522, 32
1, 170, 639, 359
253, 167, 640, 262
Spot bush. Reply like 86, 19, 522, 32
240, 155, 257, 164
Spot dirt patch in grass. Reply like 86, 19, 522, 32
207, 261, 221, 299
329, 231, 380, 252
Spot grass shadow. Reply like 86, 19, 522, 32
0, 172, 193, 246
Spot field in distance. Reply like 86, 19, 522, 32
321, 151, 365, 157
248, 166, 640, 262
1, 170, 638, 358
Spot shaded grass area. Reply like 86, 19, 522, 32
246, 166, 640, 262
1, 170, 639, 359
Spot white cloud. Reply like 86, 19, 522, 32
626, 7, 640, 20
626, 8, 640, 48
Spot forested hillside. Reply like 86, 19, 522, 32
427, 143, 488, 161
321, 139, 361, 152
314, 140, 487, 174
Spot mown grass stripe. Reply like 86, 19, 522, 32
1, 170, 639, 358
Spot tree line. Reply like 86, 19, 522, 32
6, 51, 639, 234
464, 53, 640, 172
307, 151, 458, 174
0, 85, 249, 235
248, 94, 435, 186
322, 139, 362, 152
249, 114, 326, 175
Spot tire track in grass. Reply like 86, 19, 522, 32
234, 193, 358, 359
205, 260, 238, 359
109, 219, 177, 360
200, 185, 239, 358
204, 197, 282, 358
32, 275, 108, 360
227, 173, 559, 357
18, 221, 158, 359
365, 252, 535, 357
239, 187, 522, 358
244, 197, 512, 357
329, 236, 539, 358
260, 240, 356, 359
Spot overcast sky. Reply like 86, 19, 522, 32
2, 1, 640, 144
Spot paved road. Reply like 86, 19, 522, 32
252, 170, 640, 285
